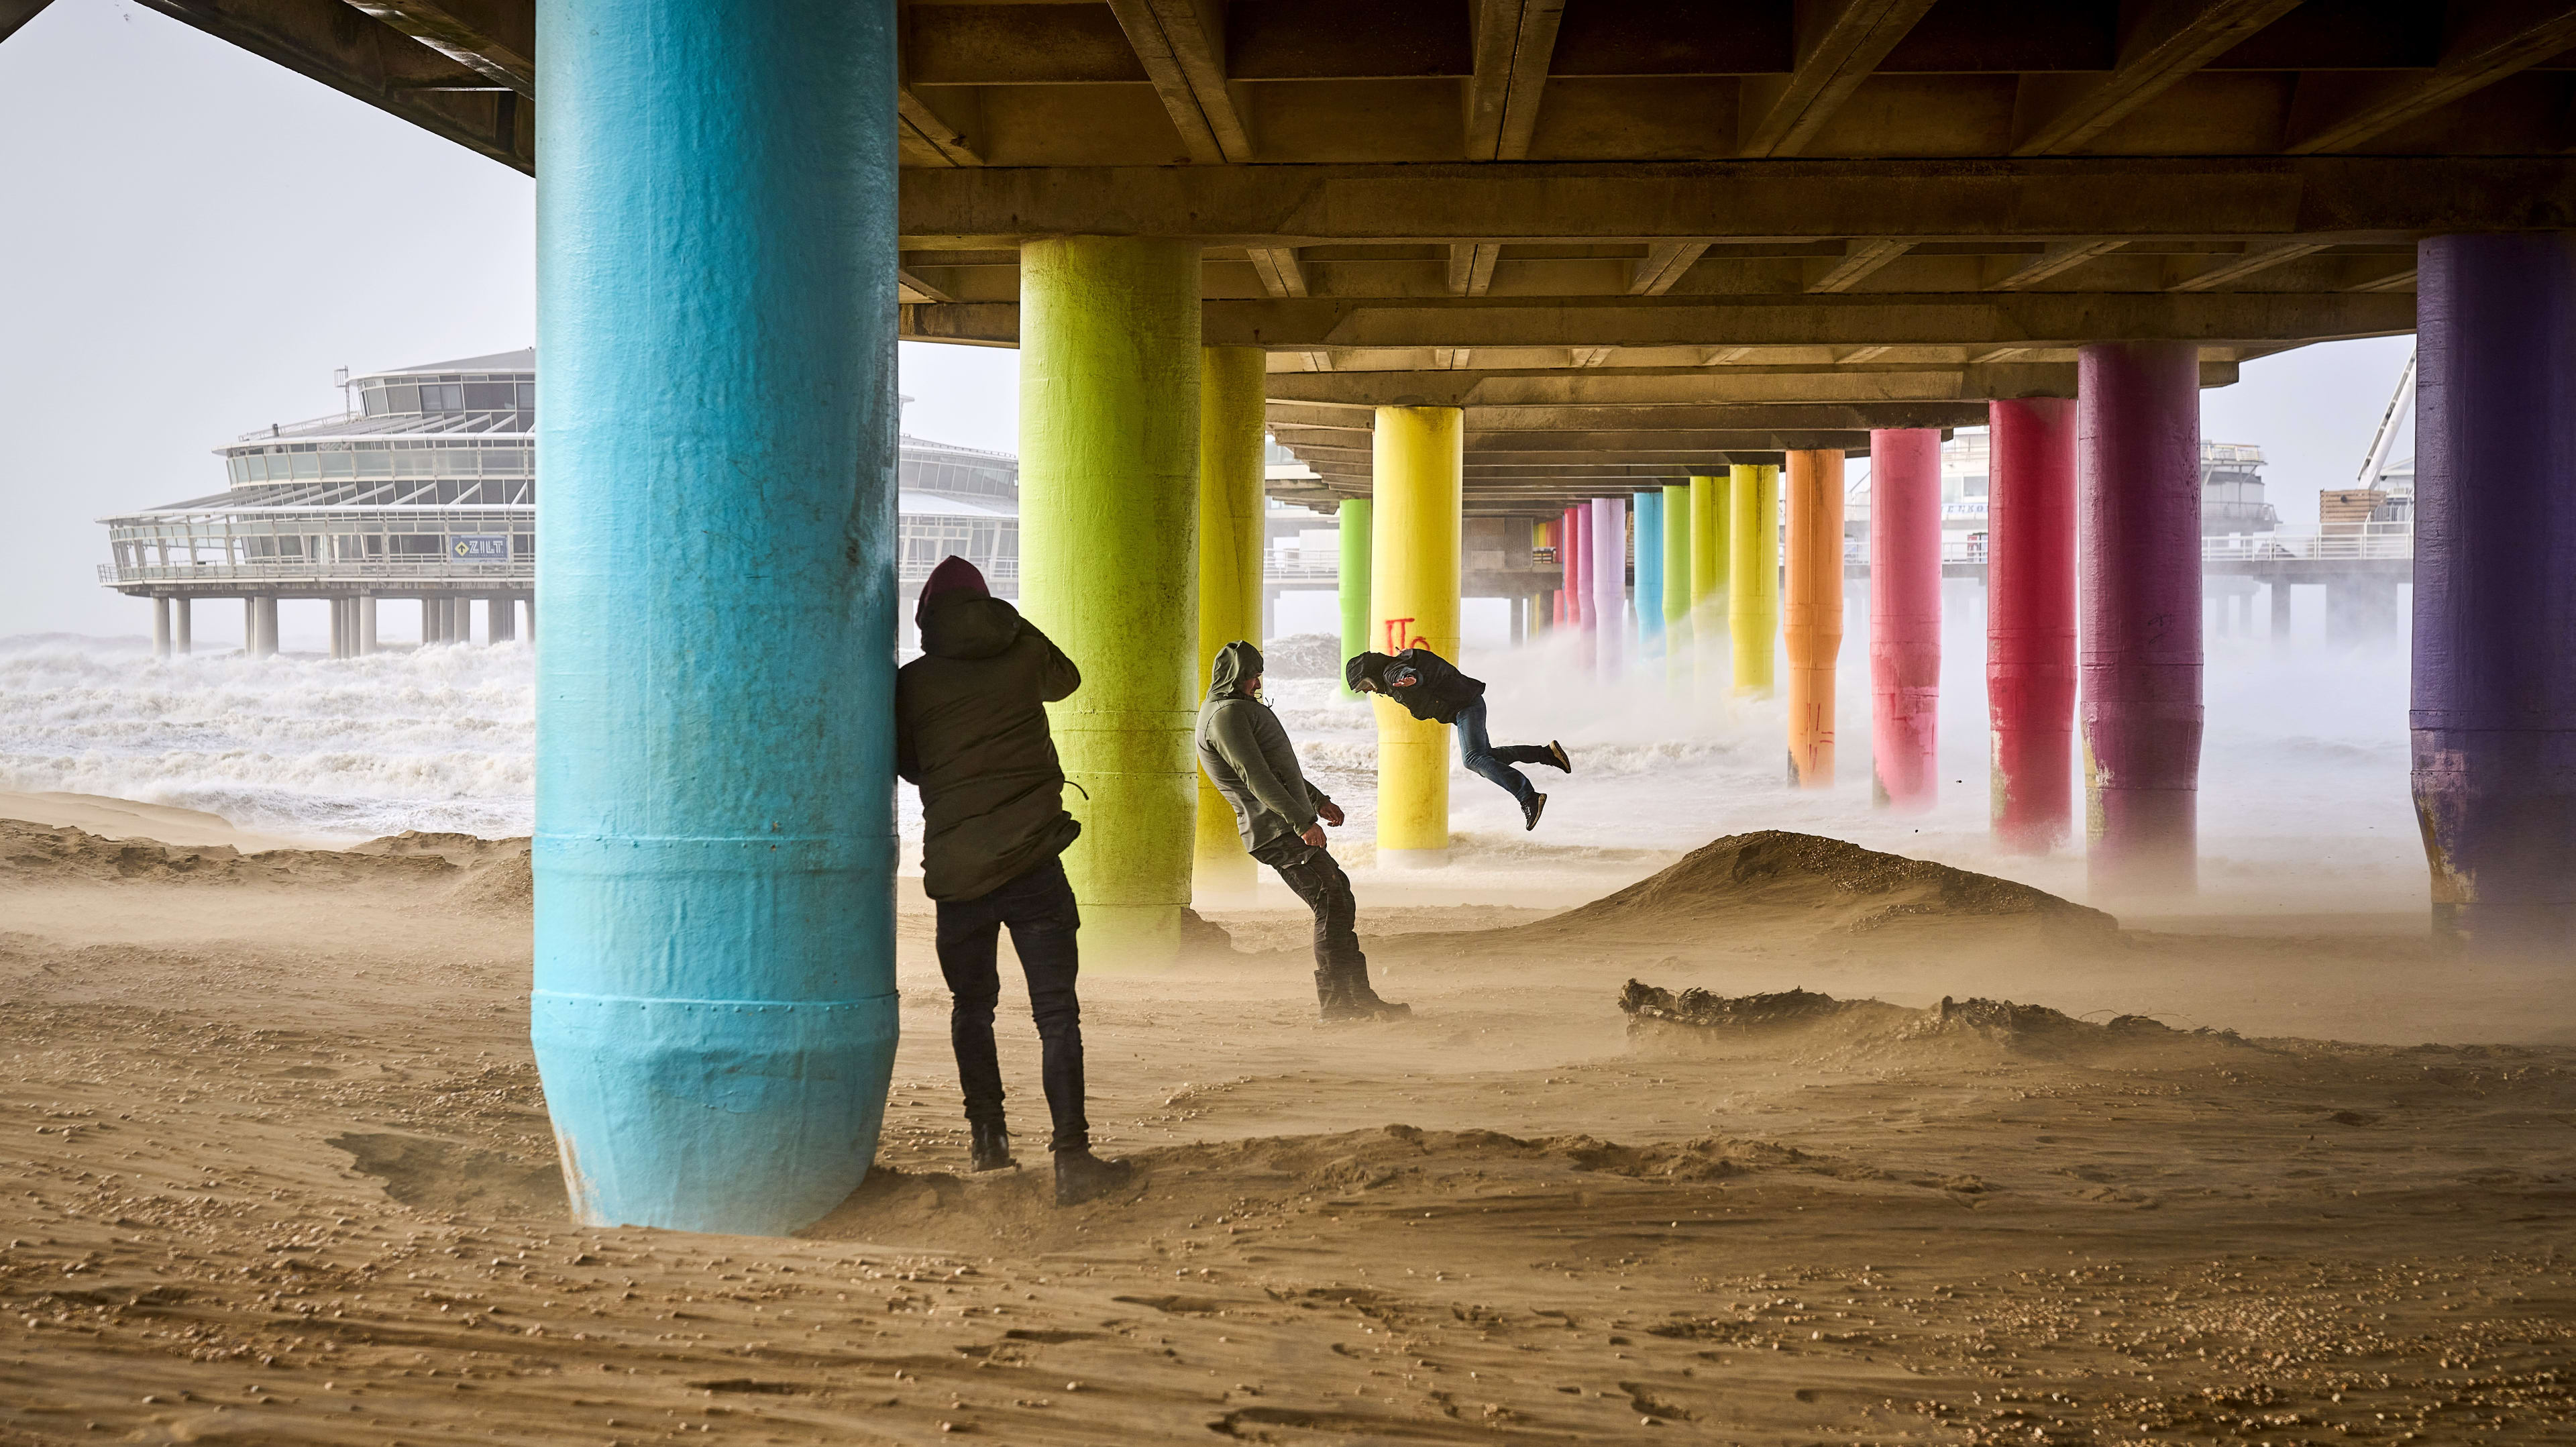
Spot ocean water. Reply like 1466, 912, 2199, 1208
0, 619, 2418, 912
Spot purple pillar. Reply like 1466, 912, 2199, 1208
2078, 341, 2203, 896
2413, 234, 2576, 953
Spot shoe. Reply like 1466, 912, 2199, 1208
1321, 967, 1411, 1022
1053, 1147, 1135, 1207
969, 1120, 1015, 1173
1546, 740, 1572, 772
1522, 792, 1547, 832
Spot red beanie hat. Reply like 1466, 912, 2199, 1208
920, 555, 989, 605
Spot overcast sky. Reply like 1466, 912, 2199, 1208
1, 0, 2412, 642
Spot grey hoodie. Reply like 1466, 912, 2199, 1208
1194, 641, 1332, 861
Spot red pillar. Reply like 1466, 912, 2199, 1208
2078, 343, 2203, 895
1869, 429, 1942, 811
1989, 399, 2078, 852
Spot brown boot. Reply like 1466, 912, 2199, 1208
1321, 964, 1409, 1021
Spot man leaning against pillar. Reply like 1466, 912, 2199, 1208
894, 556, 1136, 1206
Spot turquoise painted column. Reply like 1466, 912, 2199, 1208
529, 0, 900, 1236
1633, 489, 1664, 659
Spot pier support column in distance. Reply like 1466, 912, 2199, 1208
2326, 576, 2399, 646
2269, 579, 2291, 649
529, 0, 900, 1235
152, 597, 171, 659
2078, 341, 2204, 896
1728, 464, 1778, 697
1782, 451, 1843, 787
356, 595, 374, 655
2413, 232, 2576, 953
1989, 398, 2078, 853
1372, 405, 1462, 867
1633, 489, 1664, 663
1661, 482, 1691, 684
1590, 494, 1626, 678
490, 594, 517, 644
1020, 235, 1203, 961
328, 598, 346, 659
1194, 345, 1266, 902
172, 596, 191, 656
1870, 429, 1943, 811
1337, 499, 1371, 697
254, 596, 278, 658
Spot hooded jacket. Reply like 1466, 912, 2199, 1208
896, 591, 1083, 902
1344, 647, 1485, 725
1195, 641, 1333, 860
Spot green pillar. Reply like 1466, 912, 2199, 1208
1338, 498, 1373, 698
1019, 236, 1202, 967
1194, 345, 1267, 902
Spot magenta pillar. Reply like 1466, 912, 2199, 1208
1591, 494, 1627, 677
2078, 343, 2203, 895
1989, 398, 2079, 852
1869, 429, 1943, 811
2413, 233, 2576, 953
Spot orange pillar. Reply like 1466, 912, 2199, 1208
1783, 449, 1844, 788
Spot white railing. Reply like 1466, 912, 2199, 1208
101, 559, 524, 586
2203, 521, 2414, 562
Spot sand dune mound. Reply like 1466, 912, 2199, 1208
1526, 830, 2116, 944
0, 817, 531, 910
1620, 979, 2222, 1063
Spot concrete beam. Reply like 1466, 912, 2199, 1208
900, 158, 2576, 247
1629, 242, 1709, 296
344, 0, 533, 95
1265, 401, 1989, 433
2012, 0, 2306, 157
1257, 359, 2242, 407
1809, 238, 1914, 292
1247, 246, 1309, 297
1739, 0, 1941, 159
2286, 1, 2576, 154
1106, 0, 1254, 163
1466, 0, 1564, 162
2169, 241, 2333, 292
904, 291, 2414, 350
1, 0, 54, 46
898, 88, 983, 167
136, 0, 533, 172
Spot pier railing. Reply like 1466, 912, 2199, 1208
2202, 521, 2414, 561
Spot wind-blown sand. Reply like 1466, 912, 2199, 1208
4, 817, 2574, 1445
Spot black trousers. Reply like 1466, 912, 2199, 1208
934, 855, 1089, 1153
1256, 841, 1366, 977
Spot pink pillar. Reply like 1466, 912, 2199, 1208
1869, 429, 1943, 811
1568, 503, 1593, 669
1591, 494, 1627, 678
1988, 398, 2078, 853
2078, 343, 2204, 896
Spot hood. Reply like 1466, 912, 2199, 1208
1345, 651, 1395, 692
918, 555, 989, 613
918, 592, 1023, 661
1206, 640, 1263, 701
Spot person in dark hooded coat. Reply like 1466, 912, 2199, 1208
1195, 641, 1407, 1022
1345, 647, 1571, 830
896, 555, 1132, 1207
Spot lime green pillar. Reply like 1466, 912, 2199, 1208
1729, 463, 1779, 698
1194, 345, 1267, 902
1337, 499, 1372, 698
1661, 482, 1693, 679
1371, 407, 1462, 867
1690, 473, 1727, 677
1019, 237, 1202, 966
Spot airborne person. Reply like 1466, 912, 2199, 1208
1345, 646, 1571, 830
1195, 641, 1409, 1022
894, 555, 1134, 1207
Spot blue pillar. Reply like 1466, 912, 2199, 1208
530, 0, 900, 1234
1633, 489, 1664, 659
2413, 233, 2576, 954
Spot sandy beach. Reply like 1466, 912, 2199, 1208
3, 810, 2573, 1446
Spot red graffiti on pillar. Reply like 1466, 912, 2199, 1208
1383, 618, 1423, 652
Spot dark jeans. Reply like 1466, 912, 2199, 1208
934, 855, 1089, 1153
1256, 841, 1366, 976
1453, 697, 1554, 807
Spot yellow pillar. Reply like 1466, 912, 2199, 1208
1193, 345, 1267, 901
1727, 463, 1778, 698
1661, 482, 1693, 682
1783, 449, 1845, 788
1371, 406, 1462, 867
1019, 236, 1201, 967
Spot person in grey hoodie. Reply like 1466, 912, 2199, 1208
1195, 640, 1408, 1022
